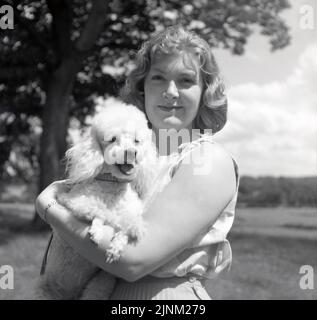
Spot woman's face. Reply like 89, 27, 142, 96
144, 52, 203, 132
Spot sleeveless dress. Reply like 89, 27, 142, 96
109, 134, 239, 300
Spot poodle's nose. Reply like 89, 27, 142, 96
124, 148, 137, 164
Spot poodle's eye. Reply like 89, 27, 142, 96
110, 136, 117, 142
135, 139, 140, 144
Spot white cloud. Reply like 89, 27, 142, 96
214, 43, 317, 177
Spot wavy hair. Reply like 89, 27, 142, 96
120, 25, 228, 134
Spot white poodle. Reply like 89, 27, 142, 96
35, 98, 158, 300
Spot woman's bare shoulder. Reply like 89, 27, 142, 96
147, 141, 237, 232
174, 140, 236, 192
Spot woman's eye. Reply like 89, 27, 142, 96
151, 75, 164, 81
135, 139, 140, 144
181, 78, 195, 84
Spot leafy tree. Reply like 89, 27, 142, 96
0, 0, 291, 228
238, 176, 317, 207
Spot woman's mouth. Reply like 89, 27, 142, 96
158, 105, 183, 112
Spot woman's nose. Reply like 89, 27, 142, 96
163, 81, 179, 101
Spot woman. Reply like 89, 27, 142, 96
35, 25, 239, 300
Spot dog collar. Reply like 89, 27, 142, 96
95, 173, 122, 182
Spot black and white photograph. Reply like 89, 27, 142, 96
0, 0, 316, 302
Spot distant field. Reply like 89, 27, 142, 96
208, 207, 317, 300
0, 204, 316, 300
233, 207, 317, 240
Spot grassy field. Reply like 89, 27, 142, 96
0, 203, 316, 300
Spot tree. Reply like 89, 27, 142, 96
238, 176, 317, 207
0, 0, 291, 229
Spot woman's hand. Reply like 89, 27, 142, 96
35, 180, 93, 244
35, 180, 69, 224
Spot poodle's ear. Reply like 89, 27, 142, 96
131, 143, 158, 200
65, 130, 104, 184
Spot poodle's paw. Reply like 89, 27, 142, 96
88, 223, 115, 248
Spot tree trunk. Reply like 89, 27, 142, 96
32, 57, 81, 229
32, 0, 109, 229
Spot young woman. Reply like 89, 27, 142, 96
35, 25, 239, 300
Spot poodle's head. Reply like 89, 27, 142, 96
65, 98, 157, 197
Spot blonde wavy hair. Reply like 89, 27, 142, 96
120, 25, 228, 134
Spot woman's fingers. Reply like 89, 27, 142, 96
43, 180, 68, 199
50, 179, 70, 194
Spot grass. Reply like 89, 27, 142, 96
0, 203, 51, 300
207, 207, 317, 299
0, 204, 316, 300
207, 233, 317, 299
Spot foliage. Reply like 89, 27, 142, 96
238, 176, 317, 207
0, 0, 291, 183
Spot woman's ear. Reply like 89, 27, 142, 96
65, 131, 104, 184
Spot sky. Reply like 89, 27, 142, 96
212, 0, 317, 177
